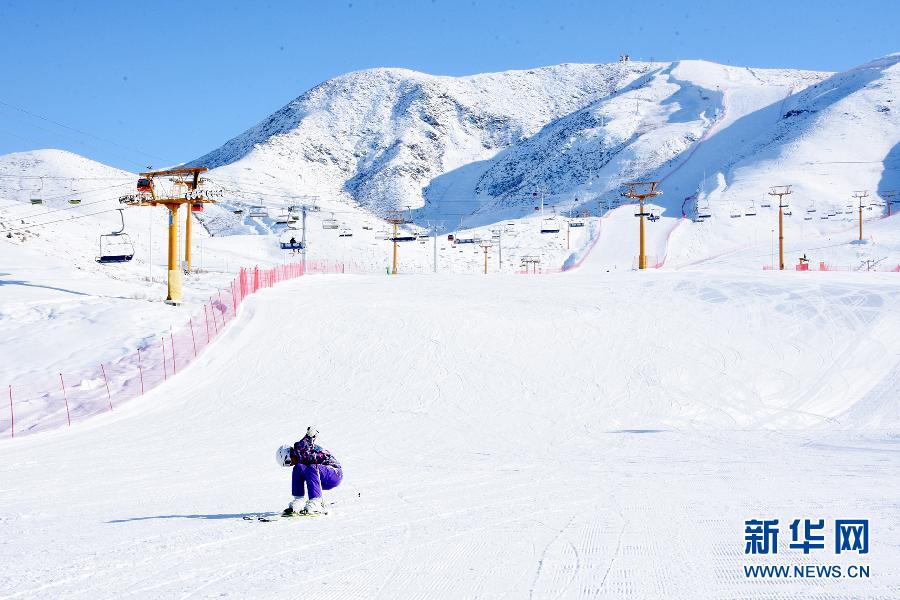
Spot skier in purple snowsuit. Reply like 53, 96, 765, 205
276, 426, 342, 516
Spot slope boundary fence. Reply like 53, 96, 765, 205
1, 260, 360, 439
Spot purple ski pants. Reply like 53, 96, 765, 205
292, 463, 343, 499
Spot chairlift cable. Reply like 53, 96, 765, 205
13, 182, 133, 219
0, 97, 166, 165
1, 205, 136, 234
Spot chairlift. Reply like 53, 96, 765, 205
729, 204, 742, 218
806, 202, 816, 213
648, 208, 661, 222
275, 209, 290, 224
68, 198, 81, 205
338, 225, 353, 237
279, 230, 305, 251
760, 193, 772, 208
744, 200, 758, 216
248, 205, 268, 218
569, 218, 585, 227
540, 217, 560, 233
322, 213, 340, 229
233, 208, 244, 215
97, 208, 135, 264
362, 222, 373, 230
136, 177, 152, 193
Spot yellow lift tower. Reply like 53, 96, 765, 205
768, 185, 792, 270
123, 167, 218, 304
479, 239, 493, 274
385, 209, 411, 275
621, 181, 662, 270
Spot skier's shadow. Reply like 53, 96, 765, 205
107, 512, 276, 523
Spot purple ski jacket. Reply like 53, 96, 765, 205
292, 436, 341, 469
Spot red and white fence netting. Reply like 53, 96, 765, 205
1, 260, 352, 439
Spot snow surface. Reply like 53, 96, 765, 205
1, 269, 899, 598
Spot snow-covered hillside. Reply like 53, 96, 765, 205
188, 54, 900, 270
191, 62, 655, 215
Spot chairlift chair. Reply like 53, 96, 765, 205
339, 225, 353, 237
322, 213, 340, 229
729, 204, 742, 218
540, 217, 560, 234
68, 198, 81, 205
97, 209, 135, 264
275, 209, 290, 224
744, 200, 757, 217
569, 218, 585, 227
760, 194, 772, 208
30, 178, 43, 204
248, 205, 268, 218
279, 230, 305, 251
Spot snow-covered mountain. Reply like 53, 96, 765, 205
191, 55, 900, 254
190, 62, 656, 215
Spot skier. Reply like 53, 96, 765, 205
276, 427, 342, 516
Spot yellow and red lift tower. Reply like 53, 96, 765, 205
123, 167, 217, 304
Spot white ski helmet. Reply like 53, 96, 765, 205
306, 426, 319, 440
276, 444, 293, 467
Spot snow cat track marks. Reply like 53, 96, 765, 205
754, 283, 889, 427
528, 513, 580, 600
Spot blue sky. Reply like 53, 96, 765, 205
0, 0, 896, 170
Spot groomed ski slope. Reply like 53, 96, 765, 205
2, 268, 899, 599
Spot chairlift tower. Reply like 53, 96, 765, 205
385, 209, 409, 275
768, 185, 792, 270
521, 255, 541, 274
479, 239, 493, 274
424, 219, 445, 273
121, 167, 220, 304
852, 190, 869, 241
621, 181, 662, 270
882, 190, 899, 217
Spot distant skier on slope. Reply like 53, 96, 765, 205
276, 427, 342, 516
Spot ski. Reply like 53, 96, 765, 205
242, 503, 333, 522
